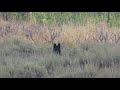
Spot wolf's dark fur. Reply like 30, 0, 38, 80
53, 43, 61, 55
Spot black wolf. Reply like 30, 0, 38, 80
53, 43, 61, 55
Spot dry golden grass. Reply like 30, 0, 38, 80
0, 19, 108, 44
0, 19, 120, 46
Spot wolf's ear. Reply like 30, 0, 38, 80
58, 43, 60, 47
54, 43, 56, 46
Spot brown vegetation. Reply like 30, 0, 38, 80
0, 19, 120, 46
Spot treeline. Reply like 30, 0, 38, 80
0, 12, 32, 21
1, 12, 120, 26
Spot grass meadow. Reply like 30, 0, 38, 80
0, 18, 120, 78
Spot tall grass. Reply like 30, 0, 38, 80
0, 18, 120, 45
0, 39, 120, 78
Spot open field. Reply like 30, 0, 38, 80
0, 18, 120, 78
0, 39, 120, 78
